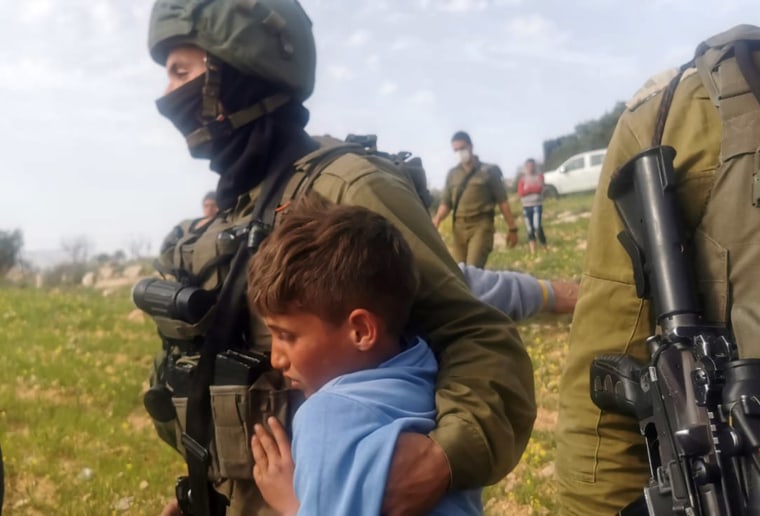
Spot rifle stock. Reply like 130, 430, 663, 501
590, 146, 760, 515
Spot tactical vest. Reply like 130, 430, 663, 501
153, 136, 428, 345
686, 26, 760, 356
145, 135, 429, 502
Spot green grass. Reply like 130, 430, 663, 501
0, 192, 595, 515
0, 288, 184, 515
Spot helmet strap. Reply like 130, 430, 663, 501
201, 54, 223, 123
186, 92, 292, 149
185, 52, 291, 150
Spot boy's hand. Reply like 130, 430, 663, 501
252, 417, 299, 516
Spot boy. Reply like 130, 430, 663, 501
246, 196, 482, 515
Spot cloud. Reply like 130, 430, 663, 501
505, 13, 569, 48
327, 65, 355, 81
90, 1, 120, 34
489, 13, 637, 78
410, 89, 436, 105
19, 0, 53, 23
347, 29, 371, 47
438, 0, 489, 13
379, 81, 399, 96
390, 36, 418, 52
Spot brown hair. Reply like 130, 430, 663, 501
247, 194, 418, 336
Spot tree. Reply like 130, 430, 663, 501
127, 235, 152, 259
112, 249, 127, 263
61, 235, 93, 264
0, 229, 23, 276
542, 102, 626, 170
93, 253, 111, 265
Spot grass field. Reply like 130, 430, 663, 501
0, 192, 595, 515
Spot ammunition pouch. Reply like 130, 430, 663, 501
145, 350, 304, 482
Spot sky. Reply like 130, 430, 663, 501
0, 0, 756, 259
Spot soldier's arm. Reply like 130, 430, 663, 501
318, 163, 536, 488
432, 204, 451, 229
432, 172, 454, 228
490, 166, 518, 231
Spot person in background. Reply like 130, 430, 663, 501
433, 131, 519, 267
197, 191, 219, 229
517, 158, 547, 255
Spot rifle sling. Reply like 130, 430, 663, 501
452, 165, 480, 225
183, 163, 297, 516
652, 62, 693, 147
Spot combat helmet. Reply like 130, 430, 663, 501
149, 0, 316, 101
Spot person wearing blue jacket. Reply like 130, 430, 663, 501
459, 264, 577, 320
246, 196, 481, 515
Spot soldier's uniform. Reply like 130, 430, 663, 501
151, 139, 536, 513
556, 25, 760, 515
441, 158, 508, 267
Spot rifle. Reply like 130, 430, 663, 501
590, 146, 760, 515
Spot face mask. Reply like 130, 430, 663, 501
155, 75, 214, 159
455, 149, 472, 164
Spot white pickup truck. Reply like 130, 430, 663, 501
543, 148, 607, 198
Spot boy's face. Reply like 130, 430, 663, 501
263, 311, 358, 397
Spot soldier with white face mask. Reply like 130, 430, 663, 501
433, 131, 518, 267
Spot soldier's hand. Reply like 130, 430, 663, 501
382, 433, 449, 515
506, 229, 519, 248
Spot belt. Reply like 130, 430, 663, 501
454, 212, 493, 223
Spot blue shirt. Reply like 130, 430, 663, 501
291, 338, 483, 515
459, 264, 553, 319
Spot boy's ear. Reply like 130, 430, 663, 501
347, 309, 379, 352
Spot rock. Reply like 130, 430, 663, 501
127, 309, 145, 323
123, 265, 143, 280
81, 271, 96, 287
4, 266, 25, 284
113, 496, 133, 511
98, 265, 115, 280
95, 277, 137, 290
78, 467, 94, 481
538, 462, 556, 479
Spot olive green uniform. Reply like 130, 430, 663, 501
442, 159, 507, 267
556, 26, 760, 514
155, 139, 536, 514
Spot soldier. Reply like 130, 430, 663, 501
143, 1, 535, 515
196, 191, 219, 230
432, 131, 519, 267
556, 25, 760, 514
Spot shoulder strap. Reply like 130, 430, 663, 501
183, 163, 297, 516
734, 40, 760, 104
452, 165, 480, 222
652, 61, 693, 147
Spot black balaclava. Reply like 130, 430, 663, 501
157, 62, 318, 210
